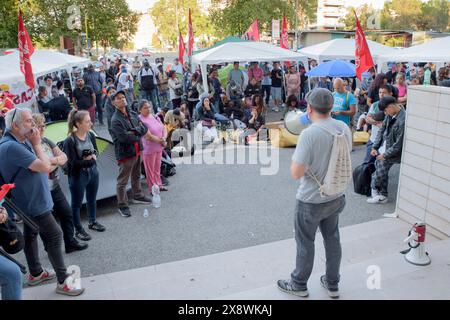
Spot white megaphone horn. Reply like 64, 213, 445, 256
283, 109, 312, 135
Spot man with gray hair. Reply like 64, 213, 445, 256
0, 109, 84, 296
277, 88, 351, 299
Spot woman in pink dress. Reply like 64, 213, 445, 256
139, 100, 168, 191
285, 65, 301, 98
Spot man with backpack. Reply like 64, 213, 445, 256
277, 88, 352, 299
138, 61, 160, 113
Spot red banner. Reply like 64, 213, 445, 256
18, 11, 35, 89
188, 8, 194, 56
354, 11, 374, 80
242, 20, 260, 41
178, 31, 185, 65
280, 16, 289, 49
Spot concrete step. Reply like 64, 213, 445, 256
22, 218, 442, 300
219, 238, 450, 300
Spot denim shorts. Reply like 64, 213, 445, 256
271, 87, 282, 100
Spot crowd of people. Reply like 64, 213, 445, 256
1, 52, 450, 300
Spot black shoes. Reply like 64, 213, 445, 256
320, 275, 340, 299
118, 206, 132, 218
88, 221, 106, 232
75, 229, 92, 241
65, 241, 89, 254
132, 195, 152, 204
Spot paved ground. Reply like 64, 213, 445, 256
13, 112, 399, 278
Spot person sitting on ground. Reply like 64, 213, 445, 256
47, 88, 71, 121
109, 90, 152, 218
240, 103, 266, 145
179, 100, 192, 130
226, 80, 243, 105
138, 100, 168, 193
244, 78, 262, 97
197, 96, 219, 143
367, 96, 405, 205
32, 113, 88, 253
286, 94, 300, 114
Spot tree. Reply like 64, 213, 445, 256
150, 0, 215, 48
380, 0, 422, 30
0, 0, 21, 48
418, 0, 449, 32
340, 4, 378, 31
210, 0, 317, 37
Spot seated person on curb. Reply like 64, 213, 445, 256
196, 96, 220, 143
225, 80, 243, 105
367, 96, 405, 205
244, 78, 262, 97
0, 108, 84, 296
109, 90, 152, 218
240, 105, 266, 145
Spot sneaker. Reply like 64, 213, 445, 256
118, 206, 132, 217
276, 279, 309, 297
75, 229, 92, 241
367, 195, 388, 204
88, 221, 106, 232
132, 195, 152, 204
12, 215, 23, 224
26, 269, 56, 286
55, 275, 85, 296
320, 275, 340, 299
65, 241, 89, 254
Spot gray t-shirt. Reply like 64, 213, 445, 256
229, 69, 244, 88
74, 134, 94, 159
292, 118, 352, 204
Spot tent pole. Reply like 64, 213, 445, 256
201, 63, 209, 94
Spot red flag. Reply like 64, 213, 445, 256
280, 16, 289, 49
178, 31, 185, 65
18, 11, 35, 89
354, 11, 374, 80
188, 8, 194, 56
242, 20, 260, 41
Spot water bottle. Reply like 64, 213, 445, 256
143, 208, 149, 218
424, 68, 431, 86
152, 184, 161, 208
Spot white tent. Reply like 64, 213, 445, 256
378, 36, 450, 63
299, 39, 397, 63
192, 41, 308, 93
0, 49, 90, 85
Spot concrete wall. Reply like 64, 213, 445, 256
396, 85, 450, 239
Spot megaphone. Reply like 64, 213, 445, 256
284, 109, 311, 135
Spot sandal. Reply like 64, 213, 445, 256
160, 186, 169, 192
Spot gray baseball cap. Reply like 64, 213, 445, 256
305, 88, 334, 114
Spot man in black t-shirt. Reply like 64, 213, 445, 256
72, 78, 96, 123
270, 62, 283, 112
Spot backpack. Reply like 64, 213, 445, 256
309, 124, 352, 197
140, 68, 155, 91
353, 162, 376, 196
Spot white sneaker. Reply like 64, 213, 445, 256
55, 275, 85, 296
367, 195, 388, 204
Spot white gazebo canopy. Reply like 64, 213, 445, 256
378, 36, 450, 63
299, 38, 398, 63
192, 40, 308, 93
0, 49, 90, 85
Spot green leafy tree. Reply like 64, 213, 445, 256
340, 4, 378, 30
210, 0, 317, 37
418, 0, 449, 32
150, 0, 216, 48
0, 0, 21, 48
380, 0, 422, 30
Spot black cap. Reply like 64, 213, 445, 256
111, 90, 126, 101
378, 96, 397, 111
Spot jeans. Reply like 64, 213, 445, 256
364, 140, 376, 164
262, 85, 271, 104
291, 195, 346, 290
0, 255, 22, 300
50, 184, 78, 248
117, 156, 144, 207
140, 89, 159, 113
159, 89, 170, 109
95, 93, 104, 124
23, 211, 67, 284
68, 165, 99, 232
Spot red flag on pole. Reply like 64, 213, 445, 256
188, 8, 194, 56
242, 20, 260, 41
354, 11, 374, 80
280, 16, 289, 49
18, 10, 35, 89
178, 31, 185, 66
